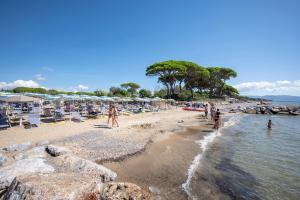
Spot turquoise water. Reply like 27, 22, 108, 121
190, 114, 300, 200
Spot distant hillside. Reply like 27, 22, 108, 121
249, 95, 300, 102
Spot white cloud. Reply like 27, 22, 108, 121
35, 74, 45, 81
74, 84, 89, 91
0, 80, 40, 90
234, 80, 300, 95
276, 80, 291, 86
294, 80, 300, 87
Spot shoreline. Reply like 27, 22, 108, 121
0, 103, 256, 199
103, 115, 217, 199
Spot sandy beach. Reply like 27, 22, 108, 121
0, 108, 199, 148
0, 102, 261, 199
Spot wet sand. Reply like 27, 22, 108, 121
103, 121, 214, 199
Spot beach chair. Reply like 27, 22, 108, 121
71, 111, 85, 122
0, 112, 10, 129
54, 110, 65, 122
87, 105, 98, 118
43, 108, 53, 118
25, 113, 41, 128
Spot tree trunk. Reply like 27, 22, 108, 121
190, 88, 194, 100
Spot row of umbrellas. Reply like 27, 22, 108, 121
0, 92, 167, 103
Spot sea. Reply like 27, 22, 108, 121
184, 103, 300, 200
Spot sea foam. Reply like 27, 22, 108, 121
182, 115, 241, 199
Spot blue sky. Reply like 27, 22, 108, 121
0, 0, 299, 95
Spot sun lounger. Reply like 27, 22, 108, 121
0, 112, 10, 129
28, 113, 41, 127
54, 110, 65, 122
71, 111, 85, 122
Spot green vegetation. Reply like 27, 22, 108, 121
139, 89, 152, 98
146, 60, 238, 100
2, 60, 241, 101
120, 82, 140, 96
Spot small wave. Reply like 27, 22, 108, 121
182, 130, 219, 199
182, 115, 241, 199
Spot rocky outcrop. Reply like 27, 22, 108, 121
55, 155, 117, 182
1, 173, 103, 200
2, 142, 32, 152
46, 145, 70, 157
0, 143, 117, 200
101, 182, 151, 200
241, 105, 300, 116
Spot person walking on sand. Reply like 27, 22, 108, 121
267, 119, 272, 129
214, 109, 221, 129
204, 104, 208, 119
112, 105, 119, 127
210, 104, 216, 120
107, 103, 113, 127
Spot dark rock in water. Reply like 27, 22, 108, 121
101, 182, 151, 200
46, 145, 70, 157
3, 142, 32, 152
270, 108, 279, 114
277, 111, 290, 115
289, 111, 300, 116
245, 108, 256, 114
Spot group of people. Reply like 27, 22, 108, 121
204, 103, 221, 129
107, 103, 119, 128
204, 102, 273, 130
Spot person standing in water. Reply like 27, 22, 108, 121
214, 108, 221, 129
267, 119, 272, 129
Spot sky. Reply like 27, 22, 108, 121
0, 0, 299, 96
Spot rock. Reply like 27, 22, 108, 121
1, 173, 101, 200
278, 111, 290, 115
0, 157, 55, 192
46, 145, 70, 157
57, 155, 117, 182
1, 177, 31, 200
3, 142, 32, 152
0, 153, 7, 166
245, 108, 256, 114
13, 153, 28, 161
101, 182, 151, 200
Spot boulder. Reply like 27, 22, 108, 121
101, 182, 151, 200
56, 155, 117, 182
3, 142, 32, 152
245, 108, 256, 114
1, 173, 101, 200
46, 145, 70, 157
0, 157, 55, 192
